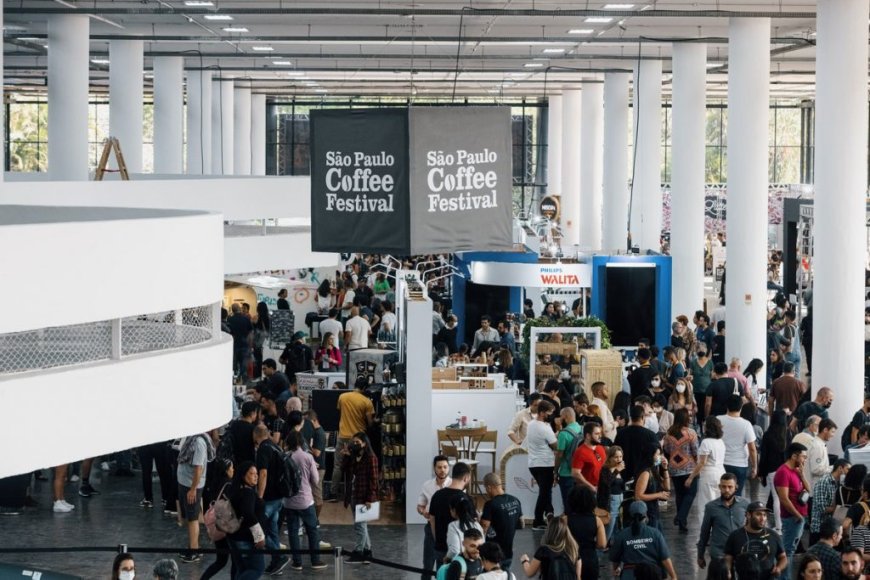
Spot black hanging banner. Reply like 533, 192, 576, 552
309, 109, 411, 253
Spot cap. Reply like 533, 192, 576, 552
746, 501, 773, 514
628, 501, 647, 517
292, 331, 307, 341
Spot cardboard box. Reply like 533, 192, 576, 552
433, 380, 464, 390
432, 367, 458, 381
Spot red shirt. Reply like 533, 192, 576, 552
571, 444, 606, 486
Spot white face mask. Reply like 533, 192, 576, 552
676, 384, 686, 394
841, 474, 848, 485
119, 571, 135, 580
651, 379, 661, 387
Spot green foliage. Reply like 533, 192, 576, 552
519, 316, 612, 371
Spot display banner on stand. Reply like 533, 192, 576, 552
309, 109, 410, 253
409, 107, 514, 254
310, 107, 513, 254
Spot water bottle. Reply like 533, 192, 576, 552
456, 411, 462, 427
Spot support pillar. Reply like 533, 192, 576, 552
212, 79, 235, 175
631, 60, 663, 251
153, 57, 184, 174
233, 85, 252, 175
670, 43, 707, 318
109, 40, 144, 173
561, 89, 582, 248
603, 73, 631, 252
725, 18, 770, 385
547, 95, 563, 196
580, 84, 604, 250
813, 0, 868, 446
48, 14, 89, 181
251, 94, 267, 176
186, 70, 212, 175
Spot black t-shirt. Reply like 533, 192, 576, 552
481, 493, 523, 558
276, 298, 290, 310
712, 335, 726, 364
227, 314, 253, 348
707, 377, 740, 417
266, 371, 291, 399
256, 441, 285, 501
794, 401, 828, 431
533, 546, 575, 580
844, 410, 870, 449
614, 425, 659, 478
228, 420, 256, 465
567, 512, 600, 553
628, 365, 657, 400
430, 488, 466, 551
723, 527, 785, 580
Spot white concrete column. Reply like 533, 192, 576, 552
814, 0, 869, 445
561, 89, 582, 247
547, 95, 563, 195
670, 43, 707, 318
1, 6, 4, 179
212, 79, 235, 175
631, 60, 663, 251
725, 19, 770, 384
580, 83, 604, 250
251, 94, 267, 176
109, 40, 144, 173
603, 73, 631, 252
47, 14, 90, 181
153, 57, 184, 174
233, 85, 252, 175
186, 70, 212, 175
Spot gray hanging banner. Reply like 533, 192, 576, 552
408, 107, 514, 254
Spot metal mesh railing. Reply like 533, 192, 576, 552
0, 304, 216, 375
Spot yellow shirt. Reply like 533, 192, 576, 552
337, 390, 374, 438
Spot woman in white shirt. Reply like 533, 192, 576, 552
525, 399, 558, 529
445, 494, 485, 562
686, 415, 726, 523
477, 542, 516, 580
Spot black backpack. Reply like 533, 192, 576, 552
216, 425, 236, 464
273, 445, 302, 498
546, 554, 576, 580
289, 344, 312, 374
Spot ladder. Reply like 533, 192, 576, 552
94, 137, 130, 181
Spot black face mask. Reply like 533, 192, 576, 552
824, 402, 833, 409
351, 443, 363, 453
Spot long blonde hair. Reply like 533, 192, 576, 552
541, 515, 579, 563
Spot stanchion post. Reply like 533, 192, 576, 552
333, 546, 343, 580
118, 544, 128, 554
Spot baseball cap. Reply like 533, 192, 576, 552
746, 501, 773, 514
628, 501, 648, 517
292, 331, 307, 341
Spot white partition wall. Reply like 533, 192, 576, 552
234, 85, 252, 176
186, 70, 213, 175
561, 90, 582, 247
580, 83, 604, 250
547, 95, 563, 195
212, 79, 235, 175
603, 73, 631, 252
405, 293, 434, 524
153, 57, 185, 174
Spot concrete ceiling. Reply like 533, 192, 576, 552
2, 1, 824, 98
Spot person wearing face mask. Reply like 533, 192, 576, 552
668, 379, 697, 425
689, 344, 713, 427
697, 474, 749, 578
112, 553, 136, 580
791, 387, 835, 433
342, 432, 379, 564
634, 443, 671, 530
651, 395, 674, 436
723, 502, 787, 580
634, 397, 660, 434
646, 372, 667, 400
809, 459, 850, 546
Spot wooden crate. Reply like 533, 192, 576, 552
535, 342, 577, 356
535, 364, 560, 378
432, 380, 464, 390
460, 377, 495, 390
453, 363, 487, 377
578, 349, 624, 408
432, 367, 458, 382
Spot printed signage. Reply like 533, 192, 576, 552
309, 109, 410, 253
310, 107, 513, 254
469, 261, 592, 288
408, 107, 514, 254
540, 195, 560, 220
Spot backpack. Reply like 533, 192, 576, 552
289, 343, 312, 374
545, 554, 576, 580
560, 427, 583, 471
204, 483, 240, 540
273, 444, 302, 498
215, 427, 235, 464
436, 555, 468, 580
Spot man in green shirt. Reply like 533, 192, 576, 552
555, 407, 583, 507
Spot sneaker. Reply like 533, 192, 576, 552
290, 563, 303, 571
362, 549, 372, 564
60, 500, 75, 509
346, 551, 365, 564
79, 483, 99, 497
264, 562, 279, 575
69, 474, 80, 483
139, 499, 153, 508
53, 500, 74, 513
100, 461, 110, 471
318, 541, 332, 549
311, 563, 328, 570
178, 553, 202, 563
269, 557, 290, 575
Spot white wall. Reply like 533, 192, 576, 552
0, 338, 233, 479
0, 175, 312, 222
0, 206, 224, 332
225, 232, 338, 274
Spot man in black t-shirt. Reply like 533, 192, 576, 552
480, 473, 523, 573
723, 502, 786, 580
227, 303, 253, 382
227, 401, 260, 465
842, 394, 870, 450
628, 348, 657, 401
254, 424, 290, 575
705, 362, 737, 418
613, 405, 659, 478
430, 463, 472, 563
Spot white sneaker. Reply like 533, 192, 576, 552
100, 462, 110, 471
319, 540, 332, 549
53, 500, 74, 513
60, 500, 75, 509
69, 474, 80, 483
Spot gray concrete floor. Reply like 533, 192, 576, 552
0, 468, 769, 579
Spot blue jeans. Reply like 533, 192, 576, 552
724, 465, 748, 496
605, 493, 624, 540
353, 504, 371, 553
230, 540, 266, 580
781, 516, 805, 579
423, 523, 436, 578
263, 498, 285, 565
558, 474, 575, 508
287, 505, 323, 566
672, 475, 698, 525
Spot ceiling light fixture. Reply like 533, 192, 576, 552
222, 26, 249, 32
203, 14, 233, 21
90, 58, 110, 65
272, 60, 293, 65
284, 71, 306, 76
603, 3, 635, 8
251, 46, 274, 51
184, 1, 215, 6
524, 63, 545, 68
315, 88, 328, 93
542, 48, 566, 54
585, 16, 614, 23
569, 29, 595, 34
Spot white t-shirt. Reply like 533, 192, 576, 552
381, 311, 398, 333
698, 437, 726, 474
718, 414, 756, 467
525, 420, 557, 468
345, 316, 371, 350
342, 289, 356, 309
477, 572, 516, 580
319, 318, 343, 348
417, 476, 452, 512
